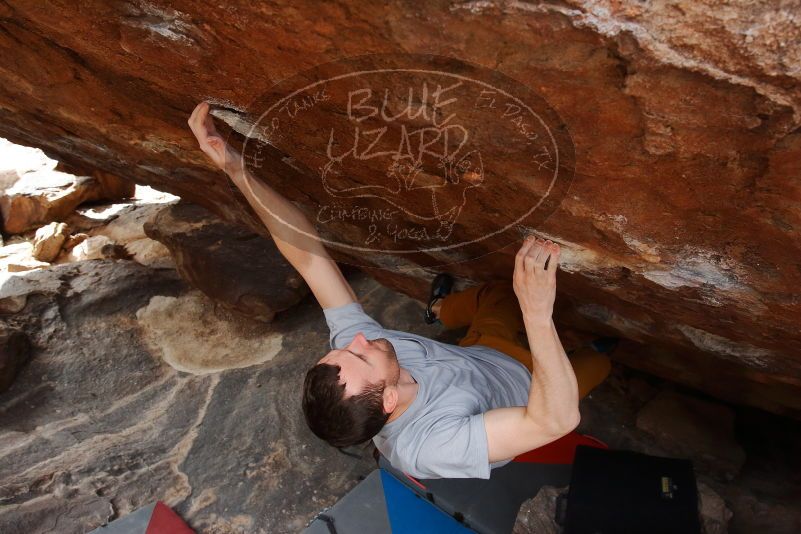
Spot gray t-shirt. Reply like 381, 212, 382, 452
324, 302, 532, 479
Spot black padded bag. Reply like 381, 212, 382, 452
562, 446, 701, 534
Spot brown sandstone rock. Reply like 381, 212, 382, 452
64, 235, 115, 262
0, 239, 49, 273
0, 1, 799, 415
62, 232, 88, 251
698, 482, 733, 534
93, 170, 135, 200
85, 201, 175, 267
0, 137, 56, 193
1, 170, 83, 234
124, 237, 173, 268
145, 202, 308, 322
89, 202, 167, 243
31, 221, 69, 262
0, 170, 133, 234
636, 389, 746, 480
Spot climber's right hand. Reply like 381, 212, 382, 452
188, 101, 243, 176
513, 236, 560, 324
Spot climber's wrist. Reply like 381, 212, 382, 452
222, 147, 245, 178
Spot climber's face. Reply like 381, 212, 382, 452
318, 333, 400, 398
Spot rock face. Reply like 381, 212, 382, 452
136, 291, 285, 374
512, 486, 563, 534
32, 221, 69, 261
0, 238, 50, 272
0, 260, 376, 534
697, 482, 734, 534
636, 389, 746, 481
62, 234, 115, 262
145, 202, 308, 323
0, 170, 133, 234
0, 1, 799, 415
0, 137, 55, 192
0, 325, 31, 393
69, 196, 177, 268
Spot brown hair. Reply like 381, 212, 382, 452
302, 363, 390, 447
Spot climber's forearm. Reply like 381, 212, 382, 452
483, 318, 580, 462
227, 166, 357, 309
187, 100, 355, 307
227, 167, 329, 272
523, 317, 580, 431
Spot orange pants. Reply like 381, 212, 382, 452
439, 281, 611, 399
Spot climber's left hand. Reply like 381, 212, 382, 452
188, 101, 243, 176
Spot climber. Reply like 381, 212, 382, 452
187, 101, 612, 479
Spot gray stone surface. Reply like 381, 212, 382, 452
31, 221, 69, 262
0, 170, 133, 235
0, 324, 30, 393
512, 486, 563, 534
0, 261, 395, 533
698, 481, 734, 534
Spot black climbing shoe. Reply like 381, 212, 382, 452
590, 336, 620, 354
424, 273, 454, 324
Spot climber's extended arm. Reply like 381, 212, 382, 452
187, 102, 357, 309
482, 237, 581, 462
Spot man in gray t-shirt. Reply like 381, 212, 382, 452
324, 300, 533, 479
188, 102, 607, 480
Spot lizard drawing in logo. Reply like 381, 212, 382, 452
320, 123, 485, 242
